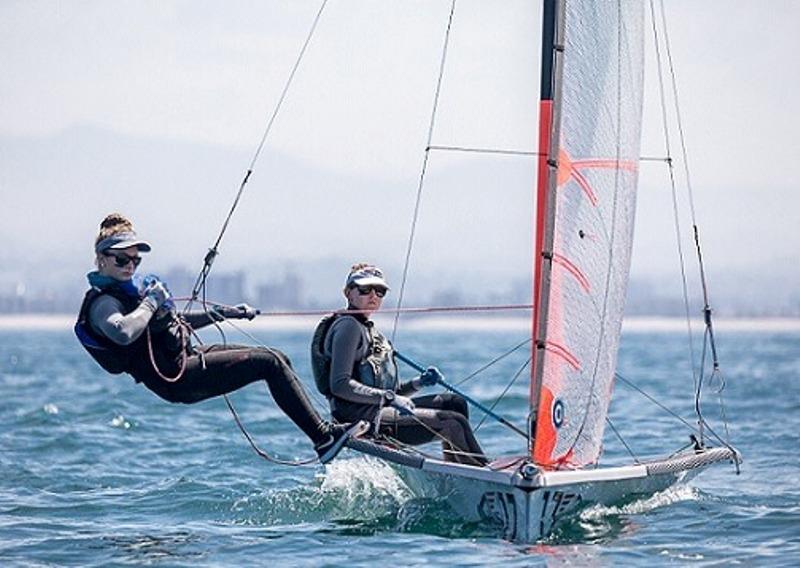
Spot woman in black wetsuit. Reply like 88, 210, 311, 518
321, 263, 487, 466
75, 213, 366, 463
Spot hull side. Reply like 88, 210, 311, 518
356, 444, 739, 542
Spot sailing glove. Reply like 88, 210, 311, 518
392, 395, 416, 415
143, 280, 171, 311
420, 366, 443, 386
233, 303, 259, 320
211, 303, 259, 320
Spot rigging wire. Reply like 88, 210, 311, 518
186, 0, 330, 312
391, 0, 458, 343
696, 324, 740, 472
179, 1, 331, 465
615, 371, 699, 433
454, 337, 532, 387
474, 357, 530, 433
657, 0, 733, 451
652, 0, 735, 455
428, 145, 542, 157
648, 0, 702, 435
604, 416, 639, 465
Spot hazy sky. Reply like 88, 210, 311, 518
2, 1, 798, 300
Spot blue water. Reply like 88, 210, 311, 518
1, 323, 798, 566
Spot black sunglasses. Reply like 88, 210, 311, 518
356, 285, 387, 298
104, 252, 142, 268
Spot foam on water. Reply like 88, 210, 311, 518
320, 456, 412, 502
581, 483, 700, 519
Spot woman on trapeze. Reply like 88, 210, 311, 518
74, 213, 367, 463
312, 263, 488, 466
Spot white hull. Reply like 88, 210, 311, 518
346, 440, 738, 541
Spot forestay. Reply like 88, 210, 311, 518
532, 1, 645, 468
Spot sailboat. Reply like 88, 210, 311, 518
334, 0, 741, 541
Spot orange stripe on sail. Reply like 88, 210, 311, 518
542, 340, 581, 371
557, 148, 638, 206
552, 253, 591, 293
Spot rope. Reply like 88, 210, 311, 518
380, 431, 488, 465
223, 393, 317, 466
391, 0, 458, 343
145, 323, 188, 383
186, 0, 330, 311
176, 298, 534, 319
261, 303, 533, 318
204, 315, 331, 466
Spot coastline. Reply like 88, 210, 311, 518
2, 313, 799, 333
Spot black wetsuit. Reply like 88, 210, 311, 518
324, 313, 487, 466
76, 279, 331, 447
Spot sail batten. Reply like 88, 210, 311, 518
532, 0, 645, 469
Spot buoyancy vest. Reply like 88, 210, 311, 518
74, 284, 188, 380
358, 322, 398, 391
310, 313, 398, 398
310, 313, 339, 397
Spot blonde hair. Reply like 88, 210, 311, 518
95, 213, 134, 247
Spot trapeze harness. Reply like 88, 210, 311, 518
74, 283, 190, 383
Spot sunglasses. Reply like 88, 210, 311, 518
104, 252, 142, 268
356, 285, 387, 298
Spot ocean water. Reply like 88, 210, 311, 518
1, 321, 798, 566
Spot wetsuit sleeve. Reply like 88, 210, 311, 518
328, 317, 386, 404
396, 378, 421, 396
89, 294, 156, 346
182, 309, 223, 330
182, 305, 255, 330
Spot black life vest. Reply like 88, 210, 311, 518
74, 285, 187, 379
310, 313, 398, 398
310, 313, 340, 398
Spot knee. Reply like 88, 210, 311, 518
250, 347, 292, 373
452, 395, 469, 419
260, 346, 293, 368
440, 393, 469, 418
439, 410, 471, 432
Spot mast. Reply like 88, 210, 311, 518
530, 0, 565, 460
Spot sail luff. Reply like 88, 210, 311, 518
530, 0, 566, 459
